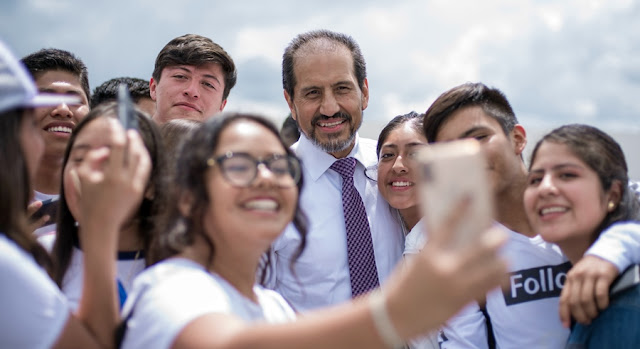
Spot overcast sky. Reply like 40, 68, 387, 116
2, 0, 639, 177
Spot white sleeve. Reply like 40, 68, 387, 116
122, 270, 233, 349
586, 222, 640, 272
0, 237, 70, 348
438, 302, 489, 349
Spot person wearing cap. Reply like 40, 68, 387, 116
20, 48, 91, 236
0, 39, 151, 348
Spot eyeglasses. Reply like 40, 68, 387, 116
364, 165, 378, 182
207, 151, 301, 188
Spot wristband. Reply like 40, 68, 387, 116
368, 289, 405, 348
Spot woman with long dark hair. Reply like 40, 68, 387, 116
0, 41, 151, 348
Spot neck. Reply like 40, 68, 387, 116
117, 222, 144, 252
495, 170, 535, 237
399, 206, 421, 231
557, 239, 591, 265
34, 154, 64, 195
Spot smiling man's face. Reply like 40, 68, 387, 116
150, 63, 227, 124
34, 70, 90, 157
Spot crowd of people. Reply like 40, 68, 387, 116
1, 28, 639, 349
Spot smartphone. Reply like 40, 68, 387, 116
118, 83, 139, 131
610, 264, 640, 296
416, 139, 494, 249
31, 198, 59, 226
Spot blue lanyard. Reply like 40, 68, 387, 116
117, 279, 127, 310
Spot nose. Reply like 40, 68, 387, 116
538, 174, 558, 196
183, 79, 200, 99
392, 155, 408, 173
51, 103, 73, 118
319, 92, 339, 117
253, 163, 276, 187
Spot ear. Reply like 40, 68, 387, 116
284, 90, 297, 121
149, 78, 157, 101
606, 180, 623, 212
361, 78, 369, 111
178, 190, 195, 218
511, 124, 527, 156
219, 98, 227, 112
144, 185, 155, 200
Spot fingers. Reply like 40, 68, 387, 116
594, 277, 611, 311
559, 285, 572, 328
27, 200, 42, 216
578, 277, 598, 321
126, 130, 152, 193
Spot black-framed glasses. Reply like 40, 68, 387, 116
207, 151, 301, 188
364, 165, 378, 182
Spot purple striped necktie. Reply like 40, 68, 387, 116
331, 157, 380, 297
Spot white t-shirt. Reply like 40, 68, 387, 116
38, 234, 145, 310
440, 226, 571, 348
404, 218, 426, 256
121, 258, 296, 349
0, 234, 69, 348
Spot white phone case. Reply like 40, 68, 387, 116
417, 139, 494, 249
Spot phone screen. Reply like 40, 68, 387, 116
31, 198, 59, 226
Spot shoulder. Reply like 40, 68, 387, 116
122, 259, 232, 348
254, 285, 297, 321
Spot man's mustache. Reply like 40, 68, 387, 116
311, 112, 352, 125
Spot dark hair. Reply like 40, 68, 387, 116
52, 102, 168, 286
376, 111, 424, 157
282, 29, 366, 99
152, 34, 237, 101
91, 77, 151, 108
21, 48, 91, 102
160, 118, 202, 181
149, 112, 308, 285
529, 124, 640, 241
0, 108, 54, 273
280, 113, 300, 148
423, 82, 517, 143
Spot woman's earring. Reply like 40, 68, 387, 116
608, 201, 616, 211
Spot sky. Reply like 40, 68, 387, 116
2, 0, 639, 177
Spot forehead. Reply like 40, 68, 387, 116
73, 117, 118, 146
382, 122, 426, 146
35, 70, 85, 93
531, 141, 581, 168
162, 63, 224, 79
292, 42, 356, 87
217, 120, 285, 155
435, 106, 503, 142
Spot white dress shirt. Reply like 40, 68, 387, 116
270, 134, 404, 312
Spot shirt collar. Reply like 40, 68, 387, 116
294, 133, 369, 182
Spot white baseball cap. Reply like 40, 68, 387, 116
0, 40, 80, 115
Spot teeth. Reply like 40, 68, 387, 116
541, 207, 567, 215
391, 181, 412, 187
47, 126, 72, 133
319, 120, 343, 127
244, 199, 277, 211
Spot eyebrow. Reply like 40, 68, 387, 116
530, 163, 584, 174
70, 144, 91, 153
380, 142, 426, 150
174, 66, 221, 85
299, 80, 355, 94
39, 87, 83, 96
458, 126, 490, 139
